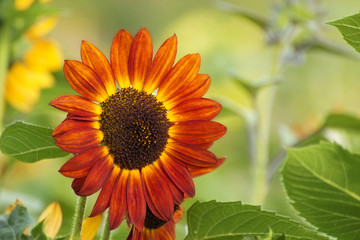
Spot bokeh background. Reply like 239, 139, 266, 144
2, 0, 360, 238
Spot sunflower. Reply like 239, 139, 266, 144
127, 205, 183, 240
50, 28, 226, 230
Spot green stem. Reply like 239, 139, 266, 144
100, 210, 111, 240
71, 196, 87, 240
0, 20, 11, 193
251, 26, 296, 204
252, 85, 278, 204
0, 22, 10, 132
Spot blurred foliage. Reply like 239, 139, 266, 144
2, 0, 360, 239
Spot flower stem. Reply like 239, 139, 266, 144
100, 210, 111, 240
0, 20, 11, 193
0, 22, 10, 131
252, 85, 278, 204
71, 196, 87, 240
251, 26, 296, 205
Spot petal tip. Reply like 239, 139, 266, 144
138, 28, 150, 38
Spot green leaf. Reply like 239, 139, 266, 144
329, 13, 360, 54
0, 226, 16, 240
282, 142, 360, 240
0, 121, 68, 163
243, 229, 276, 240
31, 221, 47, 240
0, 205, 32, 240
324, 113, 360, 130
185, 200, 329, 240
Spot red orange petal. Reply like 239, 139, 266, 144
81, 41, 116, 96
54, 127, 103, 154
141, 164, 174, 221
156, 54, 200, 103
91, 166, 121, 217
189, 157, 226, 178
160, 155, 195, 198
128, 28, 153, 90
127, 170, 146, 230
77, 155, 114, 196
109, 169, 129, 230
72, 178, 86, 194
163, 74, 211, 109
126, 226, 135, 240
161, 221, 176, 239
59, 146, 108, 178
167, 98, 221, 122
155, 161, 183, 205
173, 205, 184, 223
64, 60, 108, 102
197, 142, 214, 149
166, 141, 217, 168
110, 29, 133, 88
169, 121, 227, 145
52, 118, 100, 137
143, 35, 177, 93
66, 113, 100, 121
50, 95, 102, 117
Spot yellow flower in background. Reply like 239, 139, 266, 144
15, 0, 35, 10
26, 16, 57, 40
5, 0, 62, 113
5, 62, 54, 112
15, 0, 51, 10
80, 214, 103, 240
25, 39, 63, 72
38, 202, 62, 239
5, 39, 62, 113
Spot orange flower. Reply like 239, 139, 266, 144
50, 28, 226, 230
127, 205, 183, 240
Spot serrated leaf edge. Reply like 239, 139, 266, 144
187, 200, 329, 240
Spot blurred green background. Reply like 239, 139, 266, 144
2, 0, 360, 238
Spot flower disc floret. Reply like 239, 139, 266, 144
100, 88, 170, 170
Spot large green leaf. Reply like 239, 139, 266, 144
282, 142, 360, 240
0, 121, 68, 163
329, 13, 360, 54
185, 200, 329, 240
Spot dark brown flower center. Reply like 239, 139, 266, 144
99, 87, 169, 170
